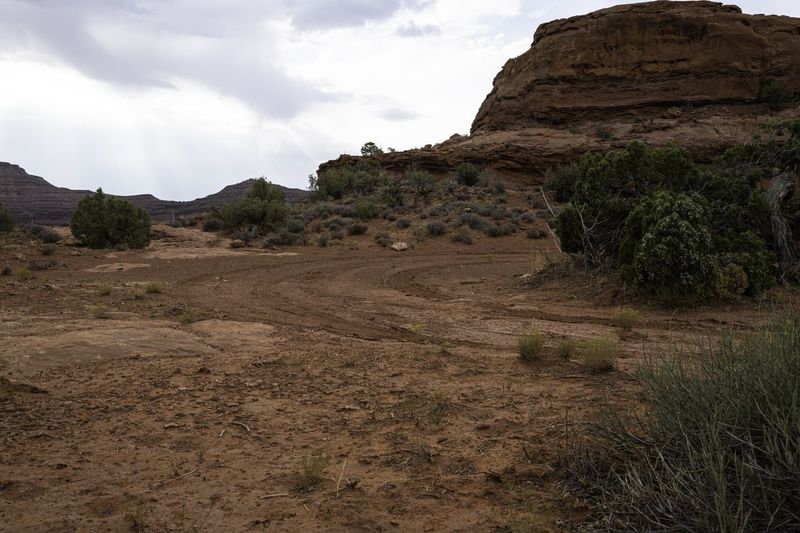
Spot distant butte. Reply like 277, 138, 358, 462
0, 162, 307, 226
319, 1, 800, 179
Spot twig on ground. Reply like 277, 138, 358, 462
261, 493, 290, 500
143, 468, 198, 493
335, 459, 347, 496
232, 421, 250, 433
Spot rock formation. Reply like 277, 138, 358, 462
0, 162, 307, 226
319, 1, 800, 179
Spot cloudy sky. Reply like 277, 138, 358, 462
1, 0, 798, 199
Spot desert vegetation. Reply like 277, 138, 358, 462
548, 123, 800, 300
0, 202, 15, 233
70, 188, 151, 249
569, 315, 800, 531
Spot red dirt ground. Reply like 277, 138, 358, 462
0, 225, 787, 532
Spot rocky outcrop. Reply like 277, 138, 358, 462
472, 1, 800, 132
0, 163, 307, 226
319, 1, 800, 180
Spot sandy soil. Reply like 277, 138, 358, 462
0, 225, 785, 532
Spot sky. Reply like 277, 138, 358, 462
1, 0, 799, 200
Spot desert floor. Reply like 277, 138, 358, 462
0, 225, 786, 532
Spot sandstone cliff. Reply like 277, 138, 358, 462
0, 162, 307, 226
319, 1, 800, 179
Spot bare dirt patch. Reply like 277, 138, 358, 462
0, 227, 788, 531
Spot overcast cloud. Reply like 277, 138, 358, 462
1, 0, 798, 199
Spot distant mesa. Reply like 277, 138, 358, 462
0, 162, 307, 226
319, 1, 800, 178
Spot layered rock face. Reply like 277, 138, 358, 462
0, 162, 307, 226
320, 1, 800, 179
472, 1, 800, 132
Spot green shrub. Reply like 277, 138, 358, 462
713, 263, 748, 301
459, 212, 488, 231
39, 229, 62, 244
374, 232, 392, 247
202, 217, 223, 232
612, 306, 641, 331
406, 170, 435, 207
456, 162, 480, 186
518, 330, 545, 362
347, 223, 368, 236
354, 199, 381, 220
40, 243, 57, 256
396, 218, 412, 229
588, 315, 800, 531
0, 203, 14, 233
451, 230, 473, 244
218, 179, 288, 234
557, 338, 577, 360
580, 337, 617, 373
144, 282, 162, 294
426, 221, 447, 236
14, 266, 32, 281
70, 189, 151, 249
627, 192, 716, 298
311, 159, 385, 200
360, 141, 383, 157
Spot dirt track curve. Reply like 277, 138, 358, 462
0, 228, 782, 532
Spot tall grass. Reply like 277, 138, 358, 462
585, 314, 800, 531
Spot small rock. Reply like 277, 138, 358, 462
230, 239, 247, 249
391, 242, 408, 252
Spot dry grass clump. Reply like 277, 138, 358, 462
518, 329, 545, 363
144, 282, 163, 294
577, 315, 800, 531
556, 338, 578, 360
292, 451, 329, 493
90, 305, 111, 320
14, 266, 32, 281
579, 337, 618, 373
612, 306, 641, 331
428, 392, 451, 426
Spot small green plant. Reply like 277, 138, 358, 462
580, 337, 618, 373
374, 232, 392, 247
451, 230, 473, 244
456, 162, 480, 186
556, 338, 577, 360
144, 282, 162, 294
292, 451, 329, 493
426, 221, 447, 236
428, 392, 451, 426
91, 305, 111, 319
612, 306, 641, 331
40, 243, 57, 256
14, 267, 32, 281
347, 222, 369, 236
518, 330, 545, 362
396, 218, 412, 229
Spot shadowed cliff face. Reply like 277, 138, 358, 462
319, 1, 800, 181
0, 163, 307, 226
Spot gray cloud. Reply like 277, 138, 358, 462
286, 0, 430, 30
396, 21, 441, 37
379, 108, 419, 121
0, 0, 337, 118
